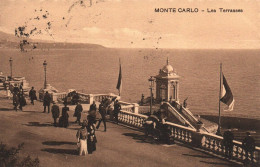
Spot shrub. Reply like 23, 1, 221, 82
0, 142, 39, 167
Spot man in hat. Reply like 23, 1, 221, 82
89, 101, 97, 112
18, 92, 26, 111
51, 102, 60, 127
242, 132, 255, 164
113, 100, 121, 124
29, 87, 37, 105
74, 102, 83, 124
223, 125, 234, 159
96, 102, 107, 132
43, 91, 52, 113
59, 103, 70, 128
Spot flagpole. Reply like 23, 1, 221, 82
118, 58, 121, 96
217, 63, 222, 135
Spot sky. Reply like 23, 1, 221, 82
0, 0, 259, 49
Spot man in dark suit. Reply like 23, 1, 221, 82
51, 102, 60, 126
96, 103, 107, 131
74, 102, 83, 124
29, 87, 37, 105
242, 132, 255, 164
43, 91, 52, 113
89, 101, 97, 112
113, 100, 121, 124
223, 126, 234, 159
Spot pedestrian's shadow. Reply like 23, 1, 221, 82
41, 148, 78, 155
122, 132, 160, 145
24, 122, 52, 127
0, 107, 14, 111
42, 141, 76, 146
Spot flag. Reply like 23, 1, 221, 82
116, 60, 122, 96
220, 74, 235, 111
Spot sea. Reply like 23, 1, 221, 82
0, 48, 259, 120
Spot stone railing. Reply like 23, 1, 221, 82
201, 132, 260, 164
77, 93, 119, 104
119, 101, 139, 114
118, 110, 148, 128
117, 110, 260, 165
52, 92, 67, 102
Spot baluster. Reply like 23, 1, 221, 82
183, 130, 187, 142
212, 139, 216, 153
207, 137, 211, 150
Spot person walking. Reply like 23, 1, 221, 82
43, 91, 52, 113
242, 132, 255, 164
89, 101, 97, 112
13, 93, 19, 111
87, 101, 97, 126
74, 102, 83, 124
76, 120, 88, 156
51, 102, 60, 127
29, 87, 37, 105
12, 83, 20, 95
87, 121, 97, 154
96, 103, 107, 132
59, 103, 70, 128
113, 100, 121, 124
18, 92, 26, 111
223, 126, 234, 159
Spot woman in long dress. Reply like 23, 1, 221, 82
87, 121, 97, 154
76, 120, 88, 156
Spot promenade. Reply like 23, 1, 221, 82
0, 92, 241, 167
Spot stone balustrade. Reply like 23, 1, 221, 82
117, 109, 260, 165
52, 92, 67, 102
119, 101, 139, 114
118, 110, 148, 128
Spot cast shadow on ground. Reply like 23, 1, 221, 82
41, 148, 78, 155
200, 160, 241, 167
22, 110, 38, 113
182, 153, 212, 159
42, 141, 76, 146
0, 107, 14, 111
122, 132, 160, 145
24, 122, 52, 127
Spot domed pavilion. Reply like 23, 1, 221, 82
155, 58, 180, 102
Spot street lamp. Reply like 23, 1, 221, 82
9, 57, 13, 79
148, 76, 155, 115
43, 60, 47, 89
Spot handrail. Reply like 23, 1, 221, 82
164, 102, 195, 129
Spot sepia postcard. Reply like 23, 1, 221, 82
0, 0, 259, 167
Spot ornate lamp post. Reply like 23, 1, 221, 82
148, 76, 155, 115
43, 60, 47, 89
9, 57, 13, 79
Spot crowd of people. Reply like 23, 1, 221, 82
7, 86, 257, 161
41, 91, 121, 155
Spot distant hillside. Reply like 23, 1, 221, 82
0, 31, 105, 50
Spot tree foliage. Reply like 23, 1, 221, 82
0, 142, 39, 167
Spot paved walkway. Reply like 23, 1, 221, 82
0, 92, 241, 167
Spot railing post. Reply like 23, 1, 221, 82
52, 93, 58, 102
89, 94, 94, 104
133, 103, 139, 114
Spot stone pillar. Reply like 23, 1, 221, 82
132, 103, 139, 114
89, 94, 94, 104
